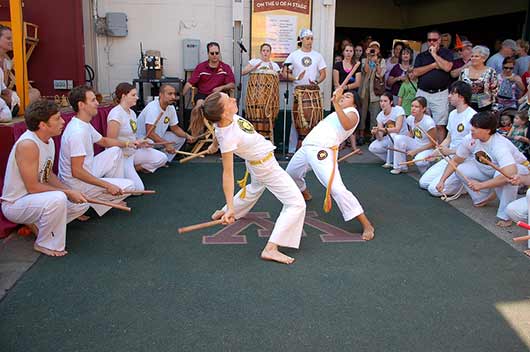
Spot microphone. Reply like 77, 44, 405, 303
237, 39, 247, 53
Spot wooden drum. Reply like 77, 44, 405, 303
245, 70, 280, 141
292, 84, 323, 144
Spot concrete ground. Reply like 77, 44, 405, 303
1, 144, 529, 302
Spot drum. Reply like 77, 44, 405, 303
245, 70, 280, 141
292, 84, 323, 144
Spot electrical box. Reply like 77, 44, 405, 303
106, 12, 128, 37
183, 39, 200, 71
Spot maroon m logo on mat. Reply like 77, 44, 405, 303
202, 211, 363, 245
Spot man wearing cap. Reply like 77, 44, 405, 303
451, 39, 473, 79
487, 39, 516, 74
282, 28, 327, 154
413, 29, 453, 143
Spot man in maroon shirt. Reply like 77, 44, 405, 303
183, 42, 236, 106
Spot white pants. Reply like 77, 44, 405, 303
2, 191, 89, 251
419, 159, 463, 196
76, 147, 135, 216
457, 159, 529, 220
121, 148, 167, 191
220, 158, 306, 249
151, 131, 185, 162
392, 135, 434, 173
506, 188, 530, 248
286, 145, 364, 221
288, 122, 298, 153
368, 135, 393, 164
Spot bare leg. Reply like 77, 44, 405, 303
33, 243, 68, 257
261, 241, 295, 264
349, 135, 362, 154
356, 213, 375, 240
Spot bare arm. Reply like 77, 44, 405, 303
413, 62, 437, 77
220, 151, 236, 223
182, 82, 193, 96
106, 120, 121, 139
71, 156, 123, 195
332, 69, 340, 90
432, 52, 453, 72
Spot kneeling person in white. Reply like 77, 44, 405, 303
286, 88, 375, 240
505, 175, 530, 256
59, 86, 135, 216
436, 111, 529, 227
199, 92, 306, 264
391, 96, 437, 174
136, 84, 194, 162
419, 81, 476, 196
368, 92, 408, 168
107, 83, 167, 191
1, 100, 89, 257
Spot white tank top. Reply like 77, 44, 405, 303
1, 130, 55, 202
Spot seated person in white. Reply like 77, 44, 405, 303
419, 81, 476, 197
286, 88, 375, 240
59, 86, 135, 216
196, 92, 306, 265
505, 175, 530, 257
107, 83, 167, 191
368, 92, 408, 168
136, 84, 195, 162
1, 100, 89, 257
391, 96, 437, 174
436, 111, 529, 227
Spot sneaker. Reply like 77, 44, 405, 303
382, 163, 392, 169
390, 168, 407, 174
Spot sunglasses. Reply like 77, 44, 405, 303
503, 66, 514, 70
427, 38, 439, 42
209, 51, 219, 55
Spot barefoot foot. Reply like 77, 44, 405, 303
524, 249, 530, 257
261, 248, 295, 264
33, 244, 67, 257
211, 209, 225, 220
77, 215, 90, 222
496, 219, 512, 227
475, 192, 497, 207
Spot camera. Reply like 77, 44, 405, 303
369, 49, 376, 54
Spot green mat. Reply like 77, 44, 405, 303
1, 163, 529, 352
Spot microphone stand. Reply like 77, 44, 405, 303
282, 64, 292, 157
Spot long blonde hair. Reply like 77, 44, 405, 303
189, 92, 224, 135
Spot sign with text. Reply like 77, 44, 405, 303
251, 0, 312, 62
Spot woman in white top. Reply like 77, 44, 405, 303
368, 92, 407, 167
107, 83, 167, 191
242, 43, 281, 75
194, 92, 305, 265
391, 96, 437, 174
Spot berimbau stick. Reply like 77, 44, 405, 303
179, 149, 209, 164
338, 148, 362, 162
178, 219, 224, 234
85, 198, 131, 212
386, 146, 407, 154
338, 62, 361, 90
477, 154, 513, 180
399, 155, 439, 166
145, 111, 164, 138
122, 190, 156, 195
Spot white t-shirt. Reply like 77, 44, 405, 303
1, 131, 55, 202
284, 49, 327, 87
214, 115, 275, 161
376, 106, 408, 135
107, 104, 137, 156
302, 107, 359, 148
406, 114, 436, 146
59, 117, 103, 189
457, 133, 527, 174
136, 98, 179, 138
446, 106, 476, 150
248, 58, 281, 73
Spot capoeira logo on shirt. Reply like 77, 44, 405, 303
475, 150, 492, 165
202, 211, 364, 245
237, 118, 256, 134
413, 128, 422, 139
317, 150, 328, 160
163, 116, 170, 124
40, 159, 52, 183
301, 56, 312, 67
129, 119, 137, 133
457, 123, 465, 133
